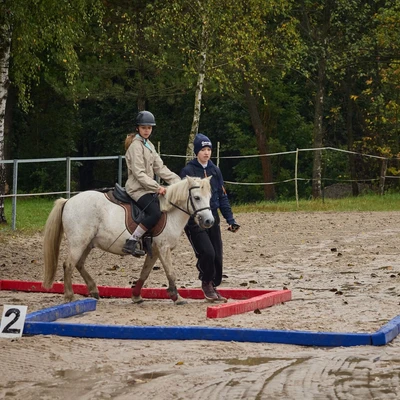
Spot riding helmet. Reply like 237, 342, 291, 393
135, 111, 156, 126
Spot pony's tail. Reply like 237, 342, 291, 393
125, 133, 135, 151
43, 198, 68, 289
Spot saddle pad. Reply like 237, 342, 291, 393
104, 191, 167, 236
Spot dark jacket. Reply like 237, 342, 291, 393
180, 159, 235, 225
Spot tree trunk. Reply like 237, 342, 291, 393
243, 80, 276, 200
395, 90, 400, 190
0, 27, 11, 224
137, 95, 146, 112
186, 21, 207, 163
345, 71, 359, 196
79, 161, 96, 191
4, 84, 15, 160
312, 57, 325, 199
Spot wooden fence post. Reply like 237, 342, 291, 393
379, 158, 388, 195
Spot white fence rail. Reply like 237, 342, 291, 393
0, 146, 397, 230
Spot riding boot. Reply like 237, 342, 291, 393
122, 239, 145, 257
201, 281, 218, 302
213, 286, 228, 303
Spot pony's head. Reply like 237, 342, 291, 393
161, 176, 214, 229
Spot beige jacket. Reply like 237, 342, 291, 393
125, 135, 180, 201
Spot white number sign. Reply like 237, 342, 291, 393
0, 305, 28, 338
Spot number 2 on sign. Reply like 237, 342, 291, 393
0, 305, 28, 338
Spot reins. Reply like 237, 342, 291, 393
168, 185, 211, 218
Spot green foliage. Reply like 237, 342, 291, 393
7, 0, 104, 109
5, 0, 400, 205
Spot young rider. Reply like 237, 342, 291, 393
180, 133, 240, 302
123, 110, 180, 256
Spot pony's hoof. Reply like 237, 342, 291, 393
90, 292, 100, 300
132, 296, 144, 304
64, 295, 75, 303
174, 299, 188, 305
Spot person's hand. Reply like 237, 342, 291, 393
157, 186, 167, 196
228, 223, 240, 233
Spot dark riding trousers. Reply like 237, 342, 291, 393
136, 193, 161, 230
184, 211, 223, 286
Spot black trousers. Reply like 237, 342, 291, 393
136, 193, 161, 230
184, 211, 223, 286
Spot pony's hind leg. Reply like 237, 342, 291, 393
75, 246, 99, 299
157, 247, 187, 305
63, 257, 75, 302
63, 244, 96, 302
132, 251, 159, 304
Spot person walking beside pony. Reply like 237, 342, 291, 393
123, 110, 180, 256
180, 133, 240, 302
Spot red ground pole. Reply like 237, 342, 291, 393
0, 280, 291, 319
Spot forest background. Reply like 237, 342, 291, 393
1, 0, 400, 224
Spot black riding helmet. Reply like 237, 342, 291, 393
135, 111, 156, 126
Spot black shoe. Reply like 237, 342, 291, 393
122, 239, 145, 257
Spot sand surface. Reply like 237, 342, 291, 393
1, 211, 400, 399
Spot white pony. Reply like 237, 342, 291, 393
43, 176, 214, 305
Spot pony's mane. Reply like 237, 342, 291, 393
160, 177, 211, 212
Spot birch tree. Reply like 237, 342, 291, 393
0, 0, 103, 223
0, 6, 11, 222
211, 0, 302, 200
147, 0, 301, 199
146, 0, 270, 158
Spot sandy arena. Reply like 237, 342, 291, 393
1, 211, 400, 399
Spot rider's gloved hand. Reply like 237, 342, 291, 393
228, 222, 240, 233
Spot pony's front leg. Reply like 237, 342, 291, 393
132, 251, 158, 304
158, 246, 187, 305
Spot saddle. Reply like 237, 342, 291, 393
104, 183, 167, 256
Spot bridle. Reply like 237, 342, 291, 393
169, 185, 211, 219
